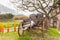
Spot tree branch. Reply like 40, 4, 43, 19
51, 12, 60, 18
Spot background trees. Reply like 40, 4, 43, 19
0, 13, 14, 20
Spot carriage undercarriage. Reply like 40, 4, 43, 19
18, 14, 48, 37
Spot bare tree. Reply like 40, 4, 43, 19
10, 0, 60, 25
11, 0, 59, 26
10, 0, 60, 39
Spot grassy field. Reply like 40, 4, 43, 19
0, 32, 19, 40
0, 20, 41, 40
0, 30, 41, 40
0, 20, 60, 40
0, 28, 60, 40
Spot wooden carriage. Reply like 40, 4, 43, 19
18, 14, 47, 36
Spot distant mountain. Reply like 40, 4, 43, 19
0, 4, 16, 14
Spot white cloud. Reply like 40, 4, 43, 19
0, 0, 15, 10
0, 0, 33, 16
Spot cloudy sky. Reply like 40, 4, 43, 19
0, 0, 53, 16
0, 0, 15, 10
0, 0, 33, 16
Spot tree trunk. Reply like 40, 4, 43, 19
40, 18, 46, 39
40, 17, 50, 40
46, 18, 50, 29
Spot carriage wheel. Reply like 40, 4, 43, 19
18, 20, 24, 36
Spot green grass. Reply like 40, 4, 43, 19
47, 28, 60, 37
0, 28, 60, 40
0, 32, 19, 40
0, 31, 41, 40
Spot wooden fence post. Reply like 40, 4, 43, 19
1, 23, 4, 33
0, 22, 4, 33
14, 22, 16, 31
6, 22, 10, 32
